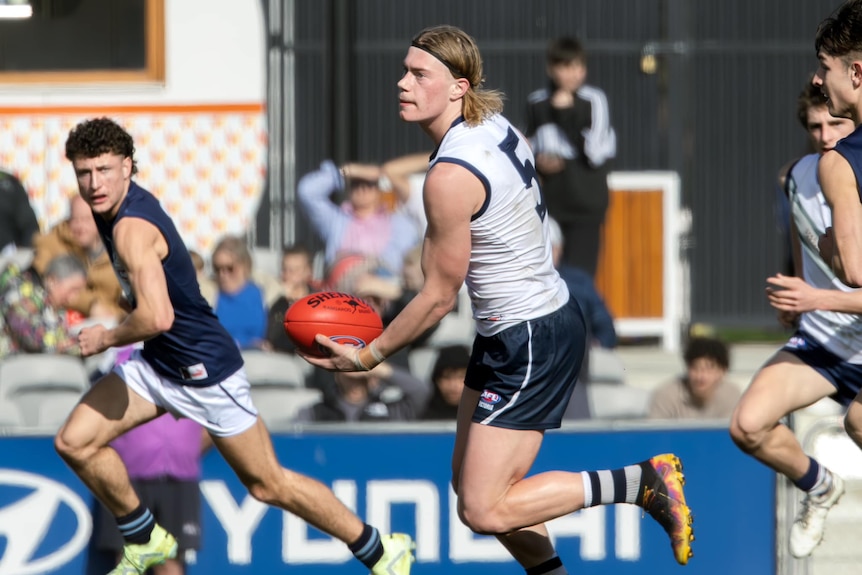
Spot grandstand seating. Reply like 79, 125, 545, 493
250, 387, 322, 428
587, 382, 651, 419
0, 399, 23, 428
0, 354, 89, 428
241, 350, 309, 387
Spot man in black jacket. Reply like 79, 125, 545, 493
525, 37, 616, 277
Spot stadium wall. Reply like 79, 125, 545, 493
0, 423, 774, 574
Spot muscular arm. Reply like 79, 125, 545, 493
819, 150, 862, 287
78, 218, 174, 355
373, 163, 478, 355
305, 162, 482, 370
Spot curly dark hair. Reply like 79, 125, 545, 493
683, 337, 730, 370
64, 117, 138, 175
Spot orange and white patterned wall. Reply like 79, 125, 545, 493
0, 103, 267, 257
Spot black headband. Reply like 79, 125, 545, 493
411, 40, 471, 85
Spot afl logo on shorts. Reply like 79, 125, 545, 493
479, 390, 502, 411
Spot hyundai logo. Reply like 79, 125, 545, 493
0, 469, 92, 575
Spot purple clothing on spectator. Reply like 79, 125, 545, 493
111, 414, 203, 481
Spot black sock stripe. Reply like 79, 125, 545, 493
589, 471, 601, 504
612, 468, 626, 502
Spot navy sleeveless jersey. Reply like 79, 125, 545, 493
94, 182, 243, 386
835, 124, 862, 203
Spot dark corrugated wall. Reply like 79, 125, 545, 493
266, 0, 841, 329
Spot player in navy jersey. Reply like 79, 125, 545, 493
303, 25, 694, 573
815, 0, 862, 288
54, 118, 413, 575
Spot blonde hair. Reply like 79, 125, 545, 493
411, 25, 504, 126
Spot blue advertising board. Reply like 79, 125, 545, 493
0, 426, 774, 574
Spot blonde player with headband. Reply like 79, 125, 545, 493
304, 25, 694, 573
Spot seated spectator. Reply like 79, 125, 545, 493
266, 244, 318, 353
297, 160, 419, 276
295, 362, 430, 423
648, 336, 741, 419
211, 235, 267, 350
421, 344, 470, 421
189, 248, 217, 306
0, 169, 40, 254
32, 194, 124, 320
0, 254, 87, 359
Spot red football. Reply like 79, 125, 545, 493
284, 291, 383, 357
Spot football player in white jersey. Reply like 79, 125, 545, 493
730, 80, 856, 559
304, 25, 694, 572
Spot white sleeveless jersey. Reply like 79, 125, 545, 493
430, 114, 569, 336
788, 153, 862, 362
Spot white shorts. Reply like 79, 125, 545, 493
116, 349, 258, 437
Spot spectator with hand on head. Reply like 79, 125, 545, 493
381, 152, 431, 237
298, 159, 419, 276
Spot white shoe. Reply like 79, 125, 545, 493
789, 472, 845, 558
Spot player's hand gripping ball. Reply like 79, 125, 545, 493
283, 291, 383, 357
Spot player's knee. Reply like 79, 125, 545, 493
244, 469, 291, 506
457, 499, 507, 535
728, 408, 766, 453
54, 427, 94, 465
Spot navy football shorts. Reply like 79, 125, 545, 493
465, 297, 586, 430
782, 330, 862, 407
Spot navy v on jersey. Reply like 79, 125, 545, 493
94, 182, 243, 386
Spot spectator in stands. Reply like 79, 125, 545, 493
297, 160, 419, 276
33, 194, 124, 321
421, 344, 470, 421
266, 244, 317, 353
188, 249, 217, 307
0, 169, 40, 254
295, 361, 430, 423
94, 362, 211, 575
381, 152, 430, 237
0, 254, 87, 359
548, 216, 616, 349
525, 36, 616, 277
648, 336, 741, 419
211, 235, 267, 350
